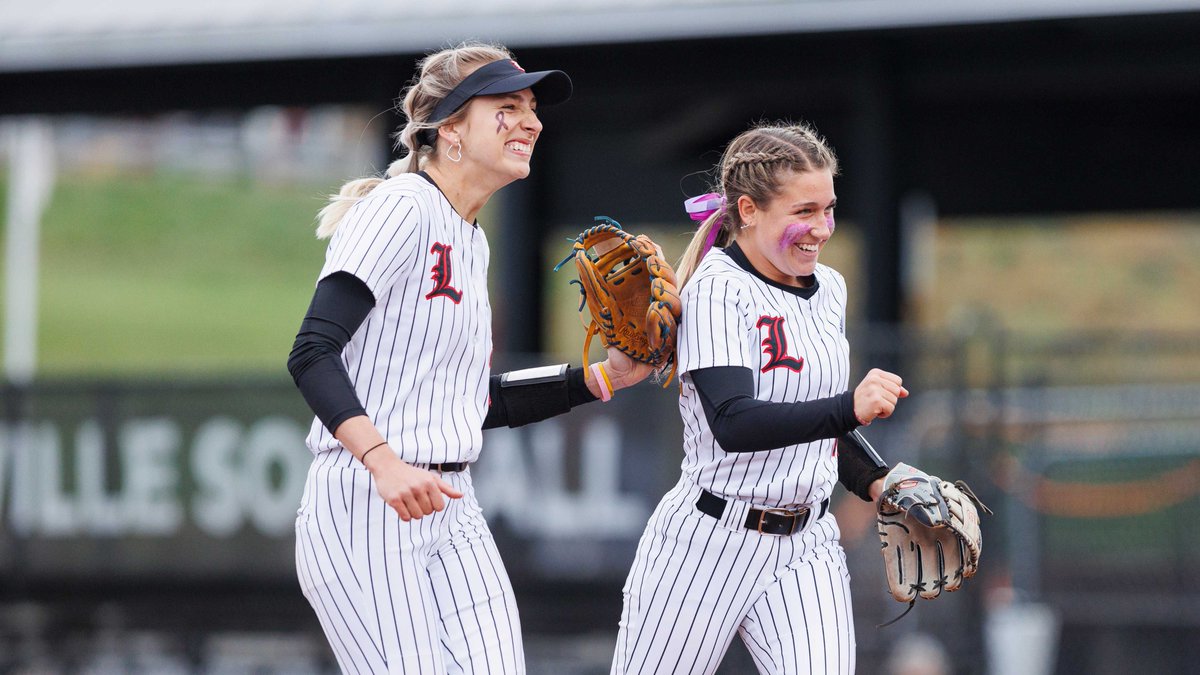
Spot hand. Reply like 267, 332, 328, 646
598, 346, 656, 393
362, 449, 464, 521
868, 476, 886, 502
853, 368, 908, 426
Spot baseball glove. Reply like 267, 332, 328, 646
554, 217, 683, 386
876, 462, 992, 623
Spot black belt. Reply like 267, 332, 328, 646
696, 489, 829, 536
417, 462, 468, 473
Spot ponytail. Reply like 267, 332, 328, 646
676, 193, 737, 288
315, 41, 514, 239
676, 208, 738, 288
315, 158, 407, 239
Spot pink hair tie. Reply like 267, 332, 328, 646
684, 193, 725, 222
684, 193, 726, 259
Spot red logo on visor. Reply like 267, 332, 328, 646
510, 60, 525, 73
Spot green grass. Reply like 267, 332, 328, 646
3, 171, 330, 377
3, 172, 1198, 379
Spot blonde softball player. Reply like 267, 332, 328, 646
286, 42, 652, 674
611, 122, 907, 675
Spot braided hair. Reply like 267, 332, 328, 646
676, 122, 839, 286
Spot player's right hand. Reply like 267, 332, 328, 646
853, 368, 908, 426
364, 450, 464, 521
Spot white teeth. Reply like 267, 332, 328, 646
507, 141, 531, 153
798, 244, 818, 252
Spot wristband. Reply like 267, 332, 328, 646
361, 441, 388, 463
589, 362, 614, 402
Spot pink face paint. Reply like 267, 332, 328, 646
495, 111, 509, 134
778, 222, 813, 251
826, 213, 836, 232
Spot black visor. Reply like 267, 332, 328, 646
419, 59, 573, 147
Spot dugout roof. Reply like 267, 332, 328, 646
2, 0, 1196, 72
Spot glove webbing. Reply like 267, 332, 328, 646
577, 294, 677, 390
557, 218, 677, 389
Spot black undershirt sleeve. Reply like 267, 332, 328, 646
286, 272, 375, 434
287, 270, 598, 434
482, 366, 597, 429
690, 366, 859, 452
836, 430, 892, 502
690, 366, 889, 500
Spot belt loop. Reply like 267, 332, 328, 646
721, 495, 751, 531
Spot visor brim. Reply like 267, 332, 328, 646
475, 70, 572, 107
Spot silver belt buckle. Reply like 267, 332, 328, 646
758, 506, 806, 534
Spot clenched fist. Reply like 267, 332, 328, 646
853, 368, 908, 426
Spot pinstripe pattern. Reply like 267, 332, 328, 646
304, 173, 492, 467
612, 480, 854, 675
613, 247, 855, 674
676, 248, 849, 507
296, 173, 520, 673
296, 462, 523, 674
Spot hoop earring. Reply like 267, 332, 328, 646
446, 142, 462, 163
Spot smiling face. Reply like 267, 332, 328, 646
446, 88, 542, 186
737, 168, 837, 284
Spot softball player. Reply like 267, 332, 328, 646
611, 122, 906, 675
286, 42, 651, 674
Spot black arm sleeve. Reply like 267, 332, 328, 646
690, 366, 860, 452
482, 366, 597, 429
836, 429, 892, 502
286, 272, 375, 434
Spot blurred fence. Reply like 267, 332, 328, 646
0, 329, 1197, 674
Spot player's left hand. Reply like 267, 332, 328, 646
601, 345, 656, 391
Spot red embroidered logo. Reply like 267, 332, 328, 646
756, 316, 804, 373
424, 242, 463, 303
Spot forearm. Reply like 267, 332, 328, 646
289, 349, 368, 432
708, 393, 857, 452
331, 415, 392, 469
481, 350, 649, 429
692, 366, 859, 452
482, 365, 597, 429
837, 429, 891, 502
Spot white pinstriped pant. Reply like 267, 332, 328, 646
612, 478, 856, 675
295, 461, 523, 674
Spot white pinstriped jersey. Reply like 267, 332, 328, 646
304, 173, 492, 464
676, 246, 850, 508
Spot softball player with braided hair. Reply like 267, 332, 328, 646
611, 121, 906, 675
286, 41, 652, 673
